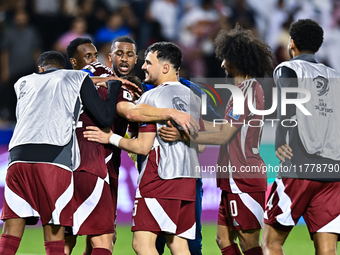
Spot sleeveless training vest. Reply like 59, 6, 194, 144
9, 69, 88, 170
275, 60, 340, 160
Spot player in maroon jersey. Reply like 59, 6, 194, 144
182, 25, 275, 255
65, 38, 198, 255
262, 19, 340, 255
84, 42, 202, 255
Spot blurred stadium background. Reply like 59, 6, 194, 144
1, 0, 340, 253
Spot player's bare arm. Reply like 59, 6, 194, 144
276, 144, 293, 162
159, 119, 223, 142
93, 76, 142, 97
120, 102, 199, 135
158, 121, 206, 153
158, 120, 190, 142
190, 123, 238, 145
84, 126, 155, 156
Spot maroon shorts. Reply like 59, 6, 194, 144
70, 171, 115, 235
132, 197, 196, 240
264, 178, 340, 237
218, 190, 265, 231
1, 162, 74, 226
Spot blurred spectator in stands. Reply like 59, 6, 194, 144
274, 16, 293, 64
265, 0, 289, 51
31, 0, 68, 50
317, 0, 340, 71
94, 10, 132, 45
77, 0, 110, 36
0, 9, 41, 122
178, 0, 221, 78
228, 0, 256, 31
127, 0, 151, 50
54, 16, 92, 55
147, 0, 180, 41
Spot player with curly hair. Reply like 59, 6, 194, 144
188, 24, 275, 255
262, 19, 340, 255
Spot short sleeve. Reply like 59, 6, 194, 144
139, 122, 157, 133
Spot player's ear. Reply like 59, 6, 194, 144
38, 66, 44, 73
135, 55, 138, 64
163, 63, 170, 74
108, 53, 112, 63
290, 39, 296, 50
70, 58, 77, 68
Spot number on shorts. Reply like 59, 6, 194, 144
267, 193, 274, 210
132, 200, 138, 216
230, 200, 238, 216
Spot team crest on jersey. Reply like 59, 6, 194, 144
228, 108, 240, 120
19, 80, 26, 90
313, 76, 329, 96
84, 65, 96, 74
123, 90, 133, 101
172, 97, 187, 112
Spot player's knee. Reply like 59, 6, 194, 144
261, 236, 283, 254
315, 244, 337, 255
237, 230, 260, 251
132, 237, 150, 254
215, 233, 231, 249
167, 241, 189, 254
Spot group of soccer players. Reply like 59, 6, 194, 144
0, 17, 340, 255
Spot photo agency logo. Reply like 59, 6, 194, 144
194, 78, 313, 128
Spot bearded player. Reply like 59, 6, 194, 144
65, 38, 197, 255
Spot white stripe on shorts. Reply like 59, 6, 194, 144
105, 153, 112, 164
72, 176, 104, 234
145, 198, 176, 234
238, 193, 264, 228
177, 222, 196, 240
4, 184, 39, 218
49, 174, 74, 225
275, 178, 295, 226
317, 214, 340, 234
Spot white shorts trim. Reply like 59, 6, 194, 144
238, 193, 264, 228
49, 174, 74, 225
72, 176, 104, 234
177, 222, 196, 240
275, 179, 295, 226
4, 183, 39, 218
144, 198, 176, 233
317, 214, 340, 234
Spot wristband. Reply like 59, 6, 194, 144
109, 133, 123, 147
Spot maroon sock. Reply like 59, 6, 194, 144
44, 240, 65, 255
221, 243, 242, 255
91, 247, 112, 255
0, 234, 21, 255
243, 246, 263, 255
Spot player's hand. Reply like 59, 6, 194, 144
117, 78, 142, 99
170, 110, 200, 135
83, 126, 113, 144
96, 82, 108, 88
158, 120, 190, 142
276, 144, 293, 162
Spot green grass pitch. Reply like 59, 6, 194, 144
2, 223, 338, 254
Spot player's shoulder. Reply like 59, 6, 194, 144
274, 62, 297, 79
82, 61, 114, 77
